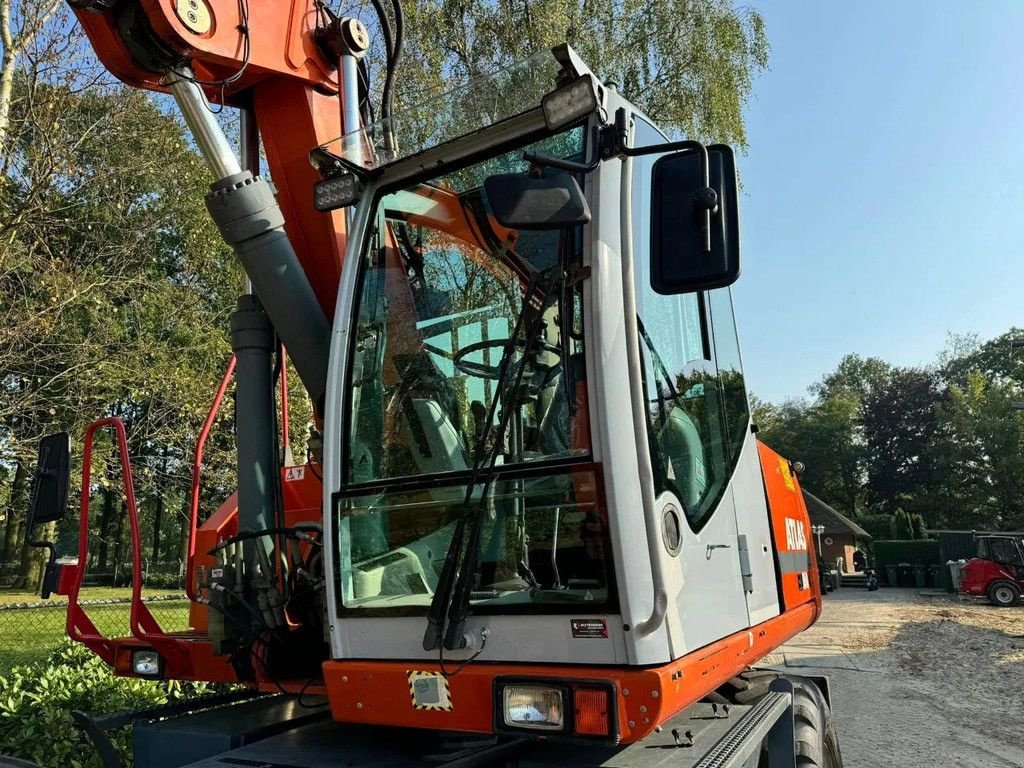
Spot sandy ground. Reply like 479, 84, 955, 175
771, 588, 1024, 768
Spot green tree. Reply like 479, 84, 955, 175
372, 0, 769, 143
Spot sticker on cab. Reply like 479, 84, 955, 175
778, 457, 795, 491
285, 467, 306, 482
408, 670, 452, 711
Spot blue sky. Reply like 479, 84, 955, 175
734, 2, 1024, 402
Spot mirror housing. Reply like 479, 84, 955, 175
484, 171, 591, 231
28, 432, 71, 530
650, 144, 739, 294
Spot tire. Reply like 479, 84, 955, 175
714, 671, 843, 768
987, 580, 1020, 607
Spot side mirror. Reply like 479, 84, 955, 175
484, 171, 591, 230
650, 144, 739, 294
28, 432, 71, 530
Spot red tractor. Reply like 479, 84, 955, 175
959, 534, 1024, 607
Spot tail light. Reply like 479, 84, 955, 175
573, 687, 611, 737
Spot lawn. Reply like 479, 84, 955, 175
0, 591, 192, 671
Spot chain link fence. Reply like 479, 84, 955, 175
0, 592, 192, 672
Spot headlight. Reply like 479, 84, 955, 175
502, 685, 564, 730
132, 649, 162, 677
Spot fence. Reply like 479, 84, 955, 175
0, 592, 192, 672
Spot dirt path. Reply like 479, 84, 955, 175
774, 588, 1024, 768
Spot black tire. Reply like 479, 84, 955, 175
987, 580, 1020, 607
714, 671, 843, 768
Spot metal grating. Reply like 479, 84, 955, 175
694, 691, 789, 768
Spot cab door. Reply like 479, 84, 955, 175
629, 116, 749, 651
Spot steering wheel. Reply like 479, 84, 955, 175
453, 337, 561, 381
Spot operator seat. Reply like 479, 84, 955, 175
656, 406, 708, 513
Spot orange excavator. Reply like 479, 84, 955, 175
18, 1, 843, 766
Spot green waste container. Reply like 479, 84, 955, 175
913, 564, 927, 588
885, 564, 898, 586
897, 564, 915, 587
929, 563, 950, 591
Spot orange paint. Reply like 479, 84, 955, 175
757, 441, 822, 620
322, 603, 815, 744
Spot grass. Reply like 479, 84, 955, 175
0, 591, 192, 671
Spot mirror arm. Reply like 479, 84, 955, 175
521, 151, 599, 175
611, 107, 716, 253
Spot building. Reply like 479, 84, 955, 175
802, 490, 872, 573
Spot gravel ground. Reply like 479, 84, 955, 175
773, 587, 1024, 768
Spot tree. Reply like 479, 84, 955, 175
358, 0, 768, 143
860, 367, 942, 520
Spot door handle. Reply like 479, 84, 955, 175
706, 543, 731, 560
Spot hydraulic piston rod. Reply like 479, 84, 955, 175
166, 69, 331, 413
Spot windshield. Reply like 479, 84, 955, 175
336, 128, 615, 613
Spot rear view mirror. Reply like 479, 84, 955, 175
28, 432, 71, 529
484, 171, 591, 230
650, 144, 739, 294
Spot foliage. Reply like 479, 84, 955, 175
0, 641, 212, 768
871, 540, 941, 569
758, 332, 1024, 536
343, 0, 768, 145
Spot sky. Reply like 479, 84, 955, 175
734, 1, 1024, 403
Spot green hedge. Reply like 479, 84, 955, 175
0, 641, 212, 768
871, 539, 941, 569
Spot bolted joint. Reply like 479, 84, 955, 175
206, 172, 284, 246
316, 16, 370, 62
229, 295, 274, 355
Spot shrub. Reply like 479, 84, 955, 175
0, 641, 212, 768
858, 513, 895, 540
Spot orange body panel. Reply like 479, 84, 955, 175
757, 441, 822, 619
323, 603, 815, 744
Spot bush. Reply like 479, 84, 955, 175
0, 641, 212, 768
858, 513, 895, 540
872, 539, 941, 570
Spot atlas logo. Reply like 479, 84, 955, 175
784, 518, 807, 551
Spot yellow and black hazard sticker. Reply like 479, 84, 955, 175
778, 457, 795, 491
407, 670, 453, 711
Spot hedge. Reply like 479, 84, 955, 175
871, 539, 941, 569
0, 641, 213, 768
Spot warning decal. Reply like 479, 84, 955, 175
285, 467, 306, 482
407, 670, 452, 711
777, 458, 795, 491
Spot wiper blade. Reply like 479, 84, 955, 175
441, 270, 562, 652
421, 268, 558, 652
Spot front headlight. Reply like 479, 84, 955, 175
132, 649, 162, 677
502, 685, 564, 730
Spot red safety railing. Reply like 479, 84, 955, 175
186, 354, 236, 602
67, 418, 172, 664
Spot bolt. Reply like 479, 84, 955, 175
651, 690, 659, 698
623, 688, 630, 696
356, 702, 363, 709
639, 705, 647, 713
341, 675, 348, 683
628, 720, 635, 728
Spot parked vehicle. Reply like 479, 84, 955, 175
959, 535, 1024, 606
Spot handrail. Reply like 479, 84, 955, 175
185, 355, 236, 602
68, 418, 164, 659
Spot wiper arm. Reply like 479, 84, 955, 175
441, 269, 562, 652
421, 268, 551, 652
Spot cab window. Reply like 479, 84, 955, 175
630, 115, 750, 529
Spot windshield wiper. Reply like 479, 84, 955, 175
421, 267, 561, 653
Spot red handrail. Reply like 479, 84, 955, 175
280, 347, 290, 457
68, 418, 163, 658
185, 354, 236, 602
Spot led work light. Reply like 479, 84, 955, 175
541, 75, 602, 131
314, 172, 360, 212
131, 649, 162, 677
